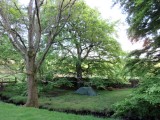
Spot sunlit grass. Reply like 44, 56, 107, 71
0, 102, 117, 120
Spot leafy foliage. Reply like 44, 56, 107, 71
0, 0, 77, 107
115, 0, 160, 41
51, 77, 73, 88
0, 35, 23, 72
85, 77, 126, 89
114, 0, 160, 70
4, 82, 27, 97
46, 1, 124, 79
113, 77, 160, 120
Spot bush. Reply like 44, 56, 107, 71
52, 77, 73, 88
112, 77, 160, 120
9, 96, 26, 104
39, 77, 128, 91
38, 77, 74, 92
87, 77, 127, 89
86, 77, 106, 89
45, 72, 54, 81
4, 82, 27, 96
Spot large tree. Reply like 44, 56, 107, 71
54, 1, 122, 86
0, 0, 76, 107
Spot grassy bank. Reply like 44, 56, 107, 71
39, 89, 132, 111
0, 102, 117, 120
0, 87, 132, 114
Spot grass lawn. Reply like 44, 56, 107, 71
39, 89, 132, 112
0, 102, 117, 120
0, 86, 132, 113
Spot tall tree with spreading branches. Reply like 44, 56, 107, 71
53, 1, 122, 86
0, 0, 76, 107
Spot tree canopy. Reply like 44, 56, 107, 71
49, 1, 123, 81
114, 0, 160, 76
115, 0, 160, 40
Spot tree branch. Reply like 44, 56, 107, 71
50, 0, 76, 41
28, 0, 35, 48
13, 2, 29, 30
34, 0, 42, 53
36, 33, 56, 71
0, 7, 26, 55
82, 44, 93, 61
58, 41, 76, 58
36, 0, 77, 70
11, 29, 27, 49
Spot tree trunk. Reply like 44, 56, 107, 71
76, 62, 83, 88
25, 54, 39, 108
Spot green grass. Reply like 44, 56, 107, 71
39, 89, 132, 112
0, 102, 117, 120
0, 87, 132, 112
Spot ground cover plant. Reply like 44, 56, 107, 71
0, 102, 118, 120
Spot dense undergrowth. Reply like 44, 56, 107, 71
113, 77, 160, 120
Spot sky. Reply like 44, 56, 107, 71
19, 0, 143, 52
84, 0, 143, 52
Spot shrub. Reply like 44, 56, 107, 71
45, 72, 54, 81
4, 82, 27, 96
9, 96, 26, 104
86, 77, 106, 89
112, 77, 160, 120
52, 77, 73, 88
87, 77, 127, 89
38, 77, 74, 92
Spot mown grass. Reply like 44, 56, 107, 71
0, 102, 117, 120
